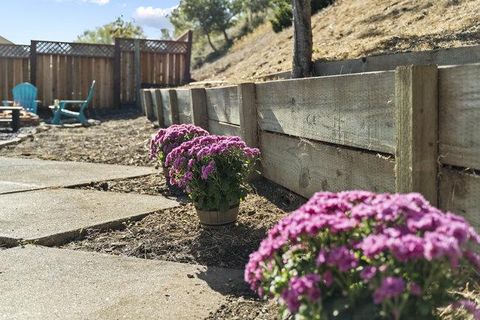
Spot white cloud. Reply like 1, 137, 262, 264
134, 6, 176, 30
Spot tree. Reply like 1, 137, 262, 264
270, 0, 334, 33
160, 29, 172, 40
170, 0, 238, 52
76, 17, 145, 44
292, 0, 313, 78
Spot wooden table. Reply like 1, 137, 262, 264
0, 106, 23, 132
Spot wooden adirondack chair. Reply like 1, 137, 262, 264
2, 82, 38, 114
50, 81, 95, 125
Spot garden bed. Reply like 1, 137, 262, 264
1, 113, 155, 166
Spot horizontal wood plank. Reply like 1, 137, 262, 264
256, 71, 396, 154
439, 63, 480, 170
315, 45, 480, 76
263, 45, 480, 79
176, 89, 192, 124
205, 86, 240, 125
260, 131, 395, 198
439, 168, 480, 229
208, 120, 241, 136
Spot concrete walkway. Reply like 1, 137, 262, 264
0, 188, 178, 246
0, 246, 244, 320
0, 157, 155, 194
0, 157, 244, 319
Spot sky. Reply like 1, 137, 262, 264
0, 0, 180, 44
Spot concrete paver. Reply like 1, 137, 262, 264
0, 188, 178, 245
0, 246, 244, 320
0, 157, 155, 194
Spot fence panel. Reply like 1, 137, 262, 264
439, 63, 480, 170
439, 169, 480, 228
256, 71, 395, 154
261, 131, 395, 198
0, 57, 29, 101
176, 89, 192, 124
205, 86, 240, 125
0, 35, 192, 110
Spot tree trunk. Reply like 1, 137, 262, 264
222, 30, 230, 44
292, 0, 313, 78
206, 32, 218, 52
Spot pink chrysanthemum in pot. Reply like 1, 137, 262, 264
245, 191, 480, 319
165, 135, 260, 225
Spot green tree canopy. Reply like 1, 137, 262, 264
170, 0, 239, 52
76, 17, 146, 44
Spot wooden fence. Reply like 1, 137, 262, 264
141, 61, 480, 229
0, 31, 192, 110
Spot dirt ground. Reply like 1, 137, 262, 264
1, 112, 156, 166
2, 113, 305, 319
192, 0, 480, 82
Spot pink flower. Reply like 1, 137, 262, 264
360, 266, 377, 281
373, 277, 405, 304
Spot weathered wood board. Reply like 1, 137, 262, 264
264, 44, 480, 79
315, 45, 480, 76
256, 71, 395, 154
395, 65, 438, 205
439, 168, 480, 229
176, 89, 192, 124
260, 131, 395, 198
208, 120, 241, 136
160, 89, 172, 126
205, 86, 240, 125
0, 58, 29, 101
439, 63, 480, 171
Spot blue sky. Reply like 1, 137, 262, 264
0, 0, 180, 44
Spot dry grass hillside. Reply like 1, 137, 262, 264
192, 0, 480, 82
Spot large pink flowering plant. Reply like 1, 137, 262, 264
165, 135, 260, 211
245, 191, 480, 319
149, 124, 209, 167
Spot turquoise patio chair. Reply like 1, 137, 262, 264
2, 82, 38, 114
50, 80, 95, 125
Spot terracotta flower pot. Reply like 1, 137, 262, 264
195, 205, 240, 226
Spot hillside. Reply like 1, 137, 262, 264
191, 0, 480, 82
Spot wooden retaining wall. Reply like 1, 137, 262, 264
0, 31, 192, 110
141, 62, 480, 228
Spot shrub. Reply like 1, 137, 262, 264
149, 124, 209, 167
165, 135, 260, 211
245, 191, 480, 319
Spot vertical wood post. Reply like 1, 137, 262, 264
168, 89, 180, 124
139, 89, 146, 116
238, 82, 259, 148
395, 65, 438, 205
113, 38, 121, 108
151, 89, 165, 127
238, 82, 260, 180
183, 30, 193, 84
190, 88, 209, 130
134, 39, 142, 111
30, 41, 37, 86
142, 90, 155, 121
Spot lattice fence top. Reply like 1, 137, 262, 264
117, 39, 188, 54
35, 41, 115, 58
0, 38, 189, 59
0, 44, 30, 58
